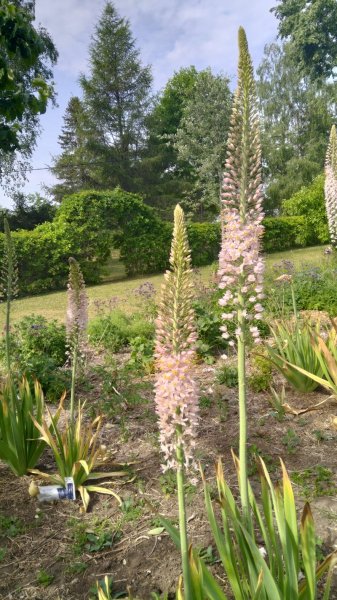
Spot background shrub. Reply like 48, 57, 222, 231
88, 311, 154, 353
187, 222, 221, 266
282, 175, 328, 244
262, 216, 316, 252
0, 186, 326, 297
266, 256, 337, 317
0, 315, 69, 401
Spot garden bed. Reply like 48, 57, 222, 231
0, 359, 337, 599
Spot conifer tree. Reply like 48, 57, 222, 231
50, 97, 94, 201
79, 1, 152, 192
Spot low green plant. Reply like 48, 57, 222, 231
247, 444, 276, 476
266, 318, 323, 393
159, 470, 177, 497
282, 428, 301, 454
313, 430, 325, 442
0, 378, 48, 476
69, 516, 121, 556
0, 547, 6, 562
37, 569, 54, 587
291, 466, 337, 499
84, 531, 116, 553
0, 314, 68, 401
120, 497, 144, 523
268, 386, 286, 421
66, 561, 87, 575
31, 401, 125, 512
127, 335, 154, 373
249, 351, 272, 392
193, 288, 228, 358
163, 456, 337, 599
216, 363, 239, 387
0, 514, 24, 537
199, 395, 212, 409
88, 310, 154, 353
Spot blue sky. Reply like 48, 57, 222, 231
1, 0, 278, 207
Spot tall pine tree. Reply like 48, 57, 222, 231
80, 1, 152, 191
50, 96, 94, 201
51, 2, 152, 200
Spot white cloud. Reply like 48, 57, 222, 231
0, 0, 278, 206
34, 0, 277, 85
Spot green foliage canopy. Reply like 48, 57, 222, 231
272, 0, 337, 80
0, 0, 57, 152
257, 42, 336, 212
141, 66, 199, 218
173, 69, 232, 219
282, 175, 328, 243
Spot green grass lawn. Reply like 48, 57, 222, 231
6, 245, 327, 323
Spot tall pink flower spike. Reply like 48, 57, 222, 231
66, 257, 89, 356
154, 205, 199, 470
218, 27, 265, 347
325, 125, 337, 248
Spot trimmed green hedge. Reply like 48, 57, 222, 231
263, 216, 314, 252
0, 187, 325, 296
282, 175, 329, 244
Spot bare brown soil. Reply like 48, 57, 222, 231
0, 361, 337, 599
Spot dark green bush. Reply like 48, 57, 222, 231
0, 186, 325, 297
88, 311, 154, 353
282, 175, 328, 244
263, 216, 315, 252
266, 256, 337, 317
0, 315, 69, 401
216, 364, 239, 387
187, 222, 221, 266
248, 352, 272, 392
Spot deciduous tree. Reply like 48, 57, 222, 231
272, 0, 337, 81
173, 69, 232, 219
257, 42, 337, 213
0, 0, 57, 188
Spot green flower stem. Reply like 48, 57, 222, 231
70, 344, 78, 426
5, 290, 11, 375
237, 303, 251, 531
176, 441, 192, 600
291, 284, 298, 321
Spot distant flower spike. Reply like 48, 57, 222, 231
0, 218, 19, 302
154, 204, 199, 470
1, 218, 19, 373
66, 257, 88, 357
218, 27, 264, 346
325, 125, 337, 248
66, 257, 88, 425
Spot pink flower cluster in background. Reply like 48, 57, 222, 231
66, 258, 89, 353
325, 126, 337, 248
